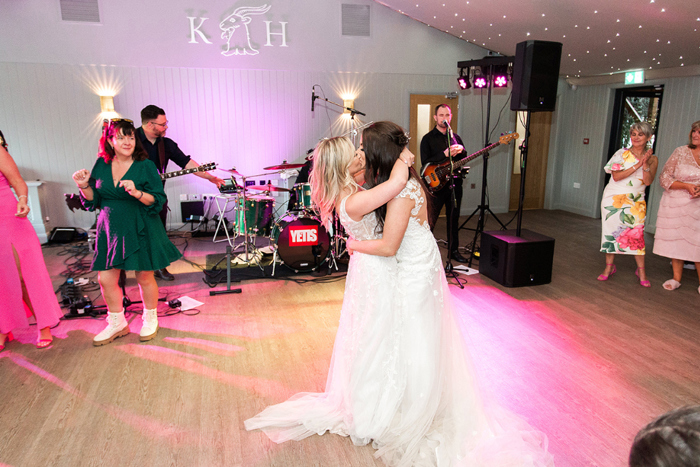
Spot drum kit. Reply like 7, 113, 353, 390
215, 162, 347, 275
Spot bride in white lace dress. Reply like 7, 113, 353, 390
246, 123, 554, 466
347, 122, 553, 466
245, 135, 415, 440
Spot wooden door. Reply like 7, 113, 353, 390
409, 94, 459, 175
509, 111, 552, 211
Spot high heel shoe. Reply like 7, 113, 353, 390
0, 332, 14, 352
635, 267, 651, 288
597, 264, 617, 281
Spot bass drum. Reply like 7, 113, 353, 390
272, 213, 330, 272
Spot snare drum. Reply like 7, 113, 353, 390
291, 183, 313, 210
235, 195, 274, 236
272, 213, 330, 272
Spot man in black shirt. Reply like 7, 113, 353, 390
420, 104, 468, 263
137, 105, 225, 280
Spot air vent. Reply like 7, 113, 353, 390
342, 4, 370, 37
60, 0, 100, 23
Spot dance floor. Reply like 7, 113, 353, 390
1, 209, 699, 467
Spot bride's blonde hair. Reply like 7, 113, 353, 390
309, 136, 359, 227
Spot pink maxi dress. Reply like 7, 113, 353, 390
0, 172, 63, 334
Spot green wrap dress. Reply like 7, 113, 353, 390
82, 157, 182, 271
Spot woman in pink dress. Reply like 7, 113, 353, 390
0, 130, 64, 350
653, 120, 700, 293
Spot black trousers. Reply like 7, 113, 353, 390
428, 182, 463, 253
159, 199, 169, 228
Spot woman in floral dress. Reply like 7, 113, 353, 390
599, 122, 658, 286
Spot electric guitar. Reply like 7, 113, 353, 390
420, 132, 518, 194
160, 162, 217, 180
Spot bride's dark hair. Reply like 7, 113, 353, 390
362, 121, 427, 231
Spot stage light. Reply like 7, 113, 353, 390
474, 76, 488, 88
457, 68, 471, 89
493, 65, 508, 87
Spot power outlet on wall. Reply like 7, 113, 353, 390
179, 194, 188, 201
573, 183, 581, 189
190, 194, 201, 200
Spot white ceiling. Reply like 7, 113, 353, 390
375, 0, 700, 78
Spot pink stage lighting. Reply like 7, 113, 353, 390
474, 77, 488, 88
494, 75, 508, 87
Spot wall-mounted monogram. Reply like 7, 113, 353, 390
187, 4, 288, 56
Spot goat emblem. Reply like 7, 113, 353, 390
219, 4, 272, 56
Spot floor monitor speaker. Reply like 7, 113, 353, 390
479, 229, 555, 287
511, 40, 562, 112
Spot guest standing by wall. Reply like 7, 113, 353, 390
652, 120, 700, 293
599, 122, 658, 286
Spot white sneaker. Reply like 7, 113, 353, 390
140, 308, 159, 342
93, 311, 129, 346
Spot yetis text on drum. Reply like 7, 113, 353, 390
235, 195, 274, 237
271, 213, 331, 272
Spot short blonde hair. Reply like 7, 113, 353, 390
630, 122, 653, 138
309, 137, 359, 227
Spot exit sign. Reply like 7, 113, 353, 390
625, 70, 644, 85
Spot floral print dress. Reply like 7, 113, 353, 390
600, 148, 647, 255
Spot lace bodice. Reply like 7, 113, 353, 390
338, 194, 383, 241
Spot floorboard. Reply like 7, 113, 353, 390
1, 209, 699, 467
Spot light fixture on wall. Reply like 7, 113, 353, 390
343, 99, 355, 114
100, 95, 115, 113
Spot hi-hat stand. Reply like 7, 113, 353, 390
456, 56, 513, 267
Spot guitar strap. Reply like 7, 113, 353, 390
157, 137, 166, 174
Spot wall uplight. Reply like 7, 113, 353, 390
343, 99, 355, 114
100, 95, 115, 113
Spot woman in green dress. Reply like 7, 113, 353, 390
72, 119, 181, 346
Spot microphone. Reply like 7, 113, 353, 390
442, 119, 451, 129
311, 88, 316, 112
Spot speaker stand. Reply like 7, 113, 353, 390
457, 61, 506, 267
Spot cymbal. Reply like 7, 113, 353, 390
222, 168, 241, 176
263, 163, 306, 170
247, 184, 291, 193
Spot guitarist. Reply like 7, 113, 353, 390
419, 104, 468, 263
137, 105, 225, 280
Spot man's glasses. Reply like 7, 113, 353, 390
151, 121, 168, 128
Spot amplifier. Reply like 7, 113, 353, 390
479, 229, 555, 287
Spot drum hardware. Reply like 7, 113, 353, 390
290, 183, 312, 211
324, 212, 349, 274
215, 169, 276, 263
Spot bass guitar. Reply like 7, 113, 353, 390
160, 162, 217, 180
420, 132, 518, 194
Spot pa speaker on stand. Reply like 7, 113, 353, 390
480, 40, 562, 287
511, 40, 562, 112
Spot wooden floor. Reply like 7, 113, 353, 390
1, 210, 699, 467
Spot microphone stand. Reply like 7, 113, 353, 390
313, 95, 367, 146
443, 122, 465, 288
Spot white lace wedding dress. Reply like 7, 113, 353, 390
245, 180, 554, 466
